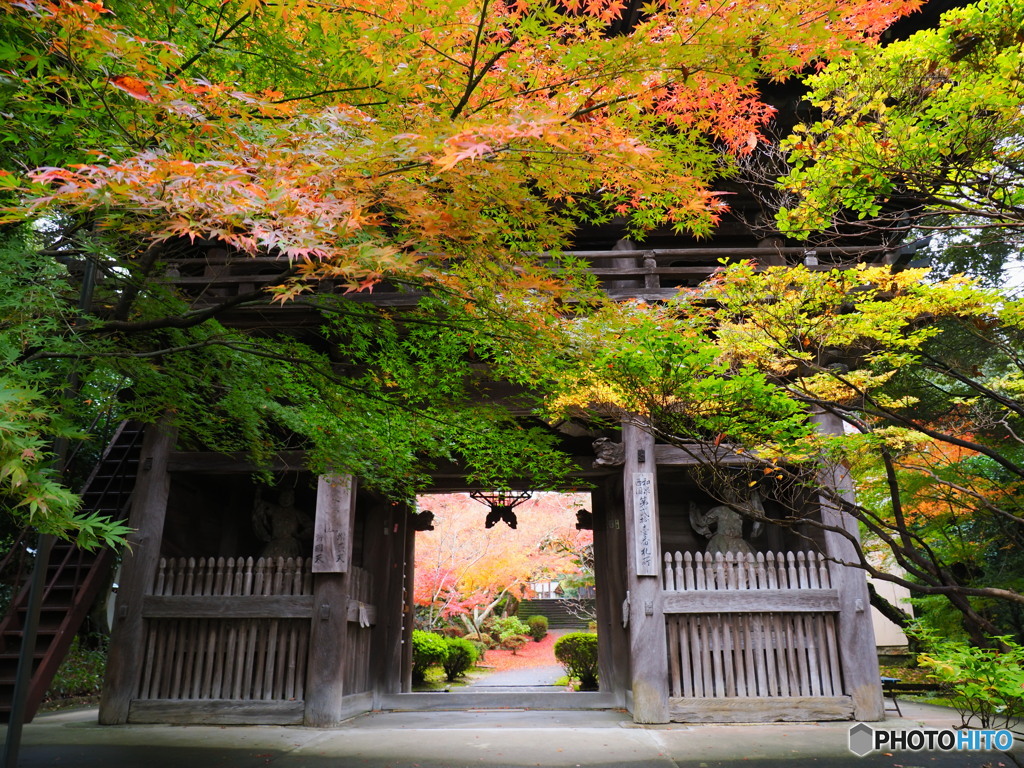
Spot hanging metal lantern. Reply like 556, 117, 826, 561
469, 489, 532, 529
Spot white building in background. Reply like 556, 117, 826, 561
868, 571, 914, 655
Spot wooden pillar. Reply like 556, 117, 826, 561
592, 477, 629, 703
622, 421, 669, 723
811, 411, 884, 721
304, 475, 356, 727
99, 420, 176, 725
370, 502, 409, 701
401, 517, 415, 692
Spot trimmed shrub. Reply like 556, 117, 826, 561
527, 615, 548, 642
442, 637, 478, 681
411, 630, 448, 683
554, 632, 599, 691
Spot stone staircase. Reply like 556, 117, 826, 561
517, 599, 594, 631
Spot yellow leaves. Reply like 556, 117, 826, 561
797, 369, 895, 405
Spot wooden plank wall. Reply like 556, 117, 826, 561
137, 557, 312, 702
662, 550, 844, 704
343, 566, 374, 696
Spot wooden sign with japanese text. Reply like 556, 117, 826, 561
312, 474, 354, 573
632, 472, 657, 576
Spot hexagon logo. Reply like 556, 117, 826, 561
849, 723, 874, 756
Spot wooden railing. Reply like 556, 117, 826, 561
662, 551, 832, 592
661, 550, 844, 705
161, 245, 895, 311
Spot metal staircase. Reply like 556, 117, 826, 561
0, 421, 145, 722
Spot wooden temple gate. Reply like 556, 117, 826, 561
618, 421, 883, 724
95, 416, 884, 726
99, 432, 410, 726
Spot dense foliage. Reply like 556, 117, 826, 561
777, 0, 1024, 242
916, 631, 1024, 731
0, 0, 919, 544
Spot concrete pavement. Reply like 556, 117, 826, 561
8, 699, 1016, 768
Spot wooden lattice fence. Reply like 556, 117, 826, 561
661, 551, 850, 721
137, 557, 313, 702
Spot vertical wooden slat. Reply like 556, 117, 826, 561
695, 553, 706, 590
763, 613, 780, 697
678, 617, 693, 698
266, 557, 286, 699
721, 618, 736, 696
790, 618, 806, 700
774, 614, 791, 697
707, 615, 723, 697
740, 614, 755, 697
824, 613, 843, 695
667, 618, 681, 697
251, 560, 270, 699
692, 618, 708, 700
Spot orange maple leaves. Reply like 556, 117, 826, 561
8, 0, 925, 296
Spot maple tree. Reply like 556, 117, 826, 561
535, 263, 1024, 643
0, 0, 924, 543
774, 0, 1024, 242
413, 493, 592, 632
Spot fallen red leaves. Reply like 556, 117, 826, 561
479, 630, 563, 672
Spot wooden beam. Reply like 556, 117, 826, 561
591, 478, 629, 706
401, 518, 415, 692
812, 410, 885, 722
662, 590, 839, 614
128, 699, 305, 725
622, 421, 669, 723
166, 450, 306, 473
653, 444, 752, 465
312, 475, 353, 573
142, 595, 314, 619
99, 420, 177, 725
668, 695, 854, 723
375, 504, 410, 698
346, 600, 377, 625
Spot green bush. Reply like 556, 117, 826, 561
465, 638, 487, 661
45, 635, 107, 702
442, 637, 478, 681
527, 615, 548, 642
411, 630, 448, 684
917, 634, 1024, 731
554, 632, 599, 691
